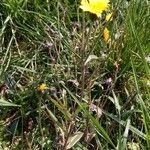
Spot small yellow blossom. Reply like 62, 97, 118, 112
80, 0, 110, 17
103, 27, 110, 42
38, 83, 48, 93
106, 13, 113, 21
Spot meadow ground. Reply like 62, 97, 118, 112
0, 0, 150, 149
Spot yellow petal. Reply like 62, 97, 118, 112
38, 83, 48, 93
103, 28, 110, 42
80, 0, 110, 17
106, 13, 113, 21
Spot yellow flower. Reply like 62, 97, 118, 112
106, 13, 113, 21
38, 83, 48, 93
103, 28, 110, 42
80, 0, 110, 17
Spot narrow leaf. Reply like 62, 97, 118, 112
0, 98, 19, 107
84, 55, 98, 66
67, 132, 84, 149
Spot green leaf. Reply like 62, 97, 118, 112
13, 65, 36, 73
102, 109, 146, 140
84, 55, 98, 66
66, 132, 84, 149
112, 90, 121, 112
0, 98, 20, 107
122, 118, 130, 150
61, 83, 115, 148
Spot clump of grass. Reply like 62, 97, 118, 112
0, 0, 150, 149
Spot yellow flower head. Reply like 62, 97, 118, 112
103, 28, 110, 42
80, 0, 110, 17
38, 83, 48, 93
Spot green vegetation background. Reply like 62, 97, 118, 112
0, 0, 150, 149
